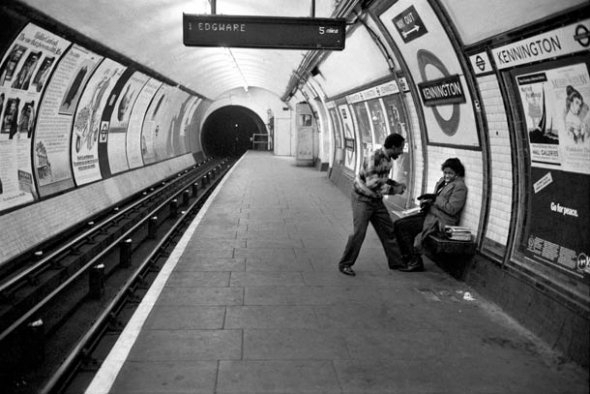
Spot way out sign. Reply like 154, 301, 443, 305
392, 5, 427, 43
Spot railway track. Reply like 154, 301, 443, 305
0, 156, 235, 394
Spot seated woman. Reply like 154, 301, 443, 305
394, 158, 468, 272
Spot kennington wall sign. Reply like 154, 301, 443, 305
183, 14, 346, 50
417, 74, 466, 106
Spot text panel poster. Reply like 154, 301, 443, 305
0, 23, 70, 212
526, 168, 588, 273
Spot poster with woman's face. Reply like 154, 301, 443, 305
516, 63, 590, 175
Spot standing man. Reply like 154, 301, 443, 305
338, 133, 407, 276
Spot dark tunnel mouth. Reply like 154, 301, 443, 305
201, 105, 268, 158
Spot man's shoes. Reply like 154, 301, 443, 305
399, 257, 424, 272
339, 266, 356, 276
388, 263, 404, 270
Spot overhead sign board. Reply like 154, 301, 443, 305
491, 19, 590, 70
183, 14, 346, 50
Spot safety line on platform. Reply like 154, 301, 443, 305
84, 154, 246, 394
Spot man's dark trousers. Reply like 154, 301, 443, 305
339, 191, 401, 269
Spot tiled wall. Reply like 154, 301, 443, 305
478, 75, 513, 247
405, 94, 424, 202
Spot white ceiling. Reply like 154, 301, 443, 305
18, 0, 342, 101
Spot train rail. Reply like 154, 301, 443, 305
0, 156, 235, 394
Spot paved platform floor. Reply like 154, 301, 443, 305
86, 151, 589, 394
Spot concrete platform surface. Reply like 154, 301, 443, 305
86, 151, 589, 394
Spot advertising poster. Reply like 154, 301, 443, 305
351, 102, 373, 145
0, 23, 70, 212
328, 107, 342, 149
71, 58, 125, 186
379, 0, 479, 148
382, 94, 411, 192
141, 84, 173, 165
516, 63, 590, 174
34, 44, 102, 197
167, 89, 190, 157
516, 62, 590, 275
178, 96, 200, 155
107, 70, 148, 175
351, 102, 374, 170
526, 167, 589, 274
127, 78, 161, 169
367, 99, 388, 146
337, 104, 356, 171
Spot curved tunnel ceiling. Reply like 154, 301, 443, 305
17, 0, 343, 101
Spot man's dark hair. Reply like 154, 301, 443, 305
441, 158, 465, 177
383, 133, 405, 149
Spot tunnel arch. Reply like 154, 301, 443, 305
201, 105, 268, 158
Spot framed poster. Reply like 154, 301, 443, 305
511, 58, 590, 276
337, 103, 357, 171
0, 23, 70, 212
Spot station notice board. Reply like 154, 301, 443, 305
183, 14, 346, 50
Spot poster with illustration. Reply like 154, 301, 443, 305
34, 45, 102, 197
141, 84, 173, 164
0, 23, 70, 212
337, 104, 357, 171
107, 71, 149, 175
127, 78, 161, 169
71, 58, 124, 186
516, 63, 590, 175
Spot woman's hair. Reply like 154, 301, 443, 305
442, 158, 465, 177
566, 85, 583, 111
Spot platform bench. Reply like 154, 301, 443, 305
423, 233, 476, 279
